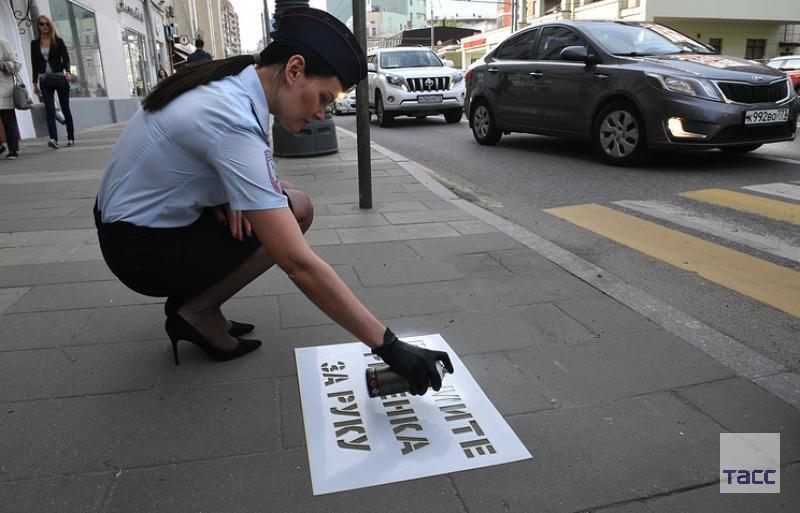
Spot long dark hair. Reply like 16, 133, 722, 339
142, 40, 336, 112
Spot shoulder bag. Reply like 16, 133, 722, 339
12, 73, 33, 110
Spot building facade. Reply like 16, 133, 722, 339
462, 0, 800, 67
221, 0, 240, 57
2, 0, 173, 139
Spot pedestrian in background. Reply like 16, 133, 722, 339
186, 39, 212, 64
0, 36, 22, 160
31, 15, 75, 149
157, 68, 169, 82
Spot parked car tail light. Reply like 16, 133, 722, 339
646, 72, 723, 102
465, 69, 474, 82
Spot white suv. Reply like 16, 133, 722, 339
367, 47, 466, 127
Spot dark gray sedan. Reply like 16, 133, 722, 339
464, 20, 800, 165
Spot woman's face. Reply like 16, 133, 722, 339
38, 18, 51, 35
273, 56, 343, 133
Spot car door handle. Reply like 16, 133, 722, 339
529, 71, 543, 78
488, 68, 500, 74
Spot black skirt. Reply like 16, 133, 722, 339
94, 203, 261, 301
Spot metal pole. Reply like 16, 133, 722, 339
263, 0, 271, 46
430, 3, 434, 49
353, 0, 372, 209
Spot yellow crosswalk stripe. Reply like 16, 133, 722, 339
680, 188, 800, 225
544, 204, 800, 318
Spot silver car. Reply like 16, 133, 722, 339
465, 20, 800, 165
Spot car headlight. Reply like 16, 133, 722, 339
450, 72, 464, 88
646, 72, 722, 101
385, 74, 406, 89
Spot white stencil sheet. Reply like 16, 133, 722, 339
295, 334, 532, 495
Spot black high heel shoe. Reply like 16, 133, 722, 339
164, 297, 255, 337
165, 314, 261, 365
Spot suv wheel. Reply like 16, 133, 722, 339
470, 102, 501, 145
720, 144, 762, 153
593, 101, 647, 166
375, 92, 393, 127
444, 109, 462, 124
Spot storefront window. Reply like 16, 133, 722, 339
48, 0, 107, 97
121, 27, 147, 96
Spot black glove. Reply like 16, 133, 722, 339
372, 328, 454, 396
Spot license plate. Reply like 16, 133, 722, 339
744, 109, 789, 125
418, 94, 443, 104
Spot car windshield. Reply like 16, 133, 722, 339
582, 22, 714, 56
380, 50, 443, 69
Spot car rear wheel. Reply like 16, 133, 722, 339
375, 92, 393, 127
444, 109, 462, 124
470, 102, 501, 145
720, 144, 762, 153
593, 101, 648, 166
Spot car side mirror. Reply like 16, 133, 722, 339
443, 59, 455, 68
367, 63, 376, 73
560, 45, 597, 65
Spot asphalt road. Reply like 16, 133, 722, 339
334, 112, 800, 372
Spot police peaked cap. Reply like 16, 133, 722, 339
272, 7, 366, 89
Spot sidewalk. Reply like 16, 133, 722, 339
0, 124, 797, 513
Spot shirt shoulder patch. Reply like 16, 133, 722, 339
265, 150, 282, 193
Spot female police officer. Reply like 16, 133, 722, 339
94, 8, 452, 395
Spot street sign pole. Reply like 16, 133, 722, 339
353, 0, 372, 208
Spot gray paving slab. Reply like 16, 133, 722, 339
383, 209, 474, 224
1, 381, 280, 481
0, 260, 114, 287
306, 227, 342, 245
314, 240, 419, 264
104, 449, 465, 513
506, 330, 734, 408
0, 309, 92, 350
315, 200, 428, 215
445, 275, 601, 310
554, 296, 660, 337
337, 222, 461, 244
0, 472, 112, 513
384, 307, 572, 355
452, 392, 724, 513
7, 280, 161, 313
0, 244, 83, 265
279, 282, 464, 328
0, 287, 28, 314
447, 219, 498, 235
0, 216, 95, 232
409, 232, 526, 258
313, 213, 390, 229
71, 303, 175, 345
460, 352, 555, 415
675, 377, 800, 461
644, 462, 800, 513
0, 340, 164, 402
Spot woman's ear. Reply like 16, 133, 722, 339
285, 54, 306, 85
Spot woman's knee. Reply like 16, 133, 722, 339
285, 188, 314, 233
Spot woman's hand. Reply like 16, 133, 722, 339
65, 72, 73, 82
373, 329, 454, 395
211, 204, 252, 241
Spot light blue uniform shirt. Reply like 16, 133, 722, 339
97, 65, 288, 228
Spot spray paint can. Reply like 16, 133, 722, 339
366, 361, 447, 398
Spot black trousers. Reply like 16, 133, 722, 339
94, 204, 261, 303
40, 76, 74, 142
0, 109, 19, 153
